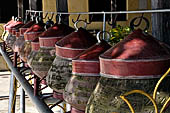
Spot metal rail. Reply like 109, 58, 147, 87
26, 9, 170, 15
0, 46, 53, 113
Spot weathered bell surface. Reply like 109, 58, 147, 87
27, 38, 40, 68
12, 21, 36, 53
46, 28, 98, 95
85, 29, 170, 113
30, 23, 74, 79
19, 23, 45, 62
5, 21, 23, 46
63, 41, 111, 111
6, 24, 24, 48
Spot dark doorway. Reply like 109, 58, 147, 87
0, 0, 18, 23
89, 0, 126, 22
56, 0, 69, 25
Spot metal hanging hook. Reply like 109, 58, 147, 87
96, 31, 111, 43
130, 13, 150, 32
57, 13, 62, 24
84, 14, 93, 24
49, 12, 54, 20
74, 20, 87, 31
72, 14, 81, 23
108, 0, 117, 28
108, 14, 118, 27
43, 12, 48, 19
31, 12, 37, 21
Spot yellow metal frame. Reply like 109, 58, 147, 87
120, 68, 170, 113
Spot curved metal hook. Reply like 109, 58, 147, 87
57, 14, 62, 24
96, 31, 111, 43
130, 13, 150, 32
108, 14, 118, 27
85, 14, 94, 24
43, 12, 48, 19
72, 14, 93, 25
72, 14, 81, 24
31, 12, 37, 21
74, 20, 87, 31
50, 13, 54, 20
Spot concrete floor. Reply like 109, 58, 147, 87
0, 71, 39, 113
0, 71, 68, 113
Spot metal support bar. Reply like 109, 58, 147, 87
103, 12, 106, 37
8, 52, 18, 113
20, 88, 25, 113
0, 46, 54, 113
26, 9, 170, 15
19, 57, 25, 113
8, 73, 16, 113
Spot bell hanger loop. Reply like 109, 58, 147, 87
43, 12, 48, 19
130, 13, 150, 32
96, 31, 111, 43
58, 13, 62, 24
74, 20, 87, 31
72, 14, 87, 31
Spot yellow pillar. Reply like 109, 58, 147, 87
42, 0, 57, 23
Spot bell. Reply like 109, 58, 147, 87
63, 40, 111, 111
2, 19, 14, 40
85, 29, 170, 113
46, 27, 98, 96
6, 24, 24, 48
30, 23, 74, 79
19, 22, 45, 62
12, 21, 35, 53
27, 38, 40, 68
5, 20, 23, 45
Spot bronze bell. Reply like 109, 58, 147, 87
86, 29, 170, 113
12, 21, 35, 53
18, 22, 45, 62
5, 20, 23, 46
63, 38, 111, 112
27, 38, 40, 68
46, 27, 98, 97
30, 23, 74, 79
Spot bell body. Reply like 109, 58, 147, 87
47, 55, 72, 93
47, 28, 98, 95
30, 23, 74, 79
85, 29, 170, 113
27, 38, 40, 68
63, 41, 111, 111
64, 75, 100, 111
19, 23, 45, 62
31, 47, 56, 79
86, 77, 170, 113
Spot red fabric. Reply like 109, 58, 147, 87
100, 58, 170, 77
72, 41, 111, 74
39, 37, 62, 47
101, 29, 170, 60
31, 42, 40, 51
24, 23, 45, 33
100, 29, 170, 77
55, 28, 98, 59
40, 23, 74, 37
71, 108, 85, 113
